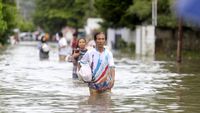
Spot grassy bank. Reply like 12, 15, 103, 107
114, 47, 200, 62
156, 50, 200, 61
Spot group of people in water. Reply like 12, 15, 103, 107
37, 31, 115, 95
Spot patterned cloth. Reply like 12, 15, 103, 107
71, 49, 87, 78
80, 48, 115, 91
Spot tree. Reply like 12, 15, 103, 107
0, 0, 19, 45
127, 0, 152, 25
33, 0, 97, 34
0, 1, 7, 33
94, 0, 135, 29
128, 0, 177, 28
95, 0, 177, 29
157, 0, 177, 28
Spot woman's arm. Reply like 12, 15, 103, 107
67, 52, 80, 62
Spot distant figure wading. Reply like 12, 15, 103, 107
38, 34, 50, 60
58, 32, 69, 62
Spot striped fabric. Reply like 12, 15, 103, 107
71, 49, 87, 78
80, 48, 114, 91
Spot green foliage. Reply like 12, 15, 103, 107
33, 0, 97, 34
158, 14, 177, 28
115, 37, 127, 49
157, 0, 171, 14
157, 0, 177, 28
128, 0, 151, 21
2, 1, 17, 30
32, 0, 178, 33
94, 0, 133, 28
33, 0, 72, 33
115, 37, 135, 54
0, 1, 7, 33
114, 35, 135, 53
17, 20, 35, 32
95, 0, 177, 29
128, 42, 135, 51
0, 0, 19, 45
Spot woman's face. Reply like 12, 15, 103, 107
78, 39, 86, 49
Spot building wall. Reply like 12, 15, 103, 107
107, 28, 135, 49
155, 27, 200, 54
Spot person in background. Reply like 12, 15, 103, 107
58, 32, 69, 62
38, 34, 50, 60
65, 31, 73, 45
71, 32, 78, 50
68, 38, 87, 78
55, 32, 60, 42
79, 32, 115, 95
14, 33, 20, 44
86, 38, 96, 50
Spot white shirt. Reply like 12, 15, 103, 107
58, 37, 70, 56
80, 48, 115, 73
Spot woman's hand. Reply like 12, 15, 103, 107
73, 52, 80, 58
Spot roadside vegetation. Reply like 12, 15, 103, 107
0, 0, 199, 59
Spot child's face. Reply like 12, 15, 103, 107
78, 39, 86, 49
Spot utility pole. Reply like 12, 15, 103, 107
89, 0, 94, 17
152, 0, 157, 26
177, 19, 183, 63
16, 0, 20, 10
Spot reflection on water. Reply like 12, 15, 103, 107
0, 41, 200, 113
78, 92, 113, 113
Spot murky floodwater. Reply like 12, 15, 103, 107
0, 41, 200, 113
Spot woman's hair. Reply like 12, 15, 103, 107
58, 32, 63, 37
94, 32, 107, 41
41, 35, 46, 43
73, 32, 78, 37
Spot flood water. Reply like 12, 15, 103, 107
0, 41, 200, 113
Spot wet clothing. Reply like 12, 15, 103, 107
38, 42, 49, 60
39, 49, 49, 60
71, 38, 78, 49
69, 49, 88, 78
58, 37, 69, 56
80, 48, 115, 91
